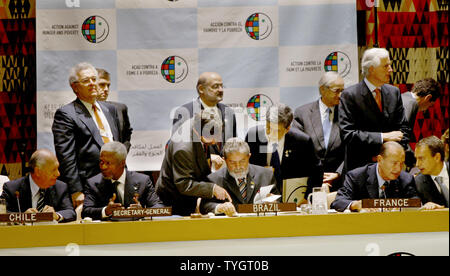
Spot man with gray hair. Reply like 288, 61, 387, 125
294, 72, 345, 191
339, 48, 410, 172
82, 142, 164, 220
200, 138, 279, 216
0, 149, 76, 222
245, 103, 323, 203
52, 62, 121, 208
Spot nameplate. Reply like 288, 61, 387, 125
238, 203, 296, 214
0, 213, 54, 223
362, 198, 421, 208
111, 207, 172, 218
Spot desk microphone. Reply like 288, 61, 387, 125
15, 191, 22, 214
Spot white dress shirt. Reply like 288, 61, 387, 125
79, 99, 114, 141
29, 175, 62, 221
319, 99, 335, 125
266, 134, 285, 166
431, 163, 449, 194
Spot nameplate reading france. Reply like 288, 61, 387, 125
111, 207, 172, 218
0, 213, 54, 223
362, 198, 421, 208
238, 203, 296, 214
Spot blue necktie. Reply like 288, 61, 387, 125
323, 108, 332, 149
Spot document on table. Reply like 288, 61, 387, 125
254, 185, 281, 204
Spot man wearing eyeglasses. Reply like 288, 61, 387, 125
293, 72, 345, 191
52, 62, 120, 208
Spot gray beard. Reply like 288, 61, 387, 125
229, 169, 248, 180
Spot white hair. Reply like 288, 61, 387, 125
223, 137, 250, 159
318, 71, 342, 89
101, 142, 128, 162
68, 62, 97, 85
361, 48, 390, 76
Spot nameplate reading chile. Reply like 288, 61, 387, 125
362, 198, 421, 208
111, 207, 172, 218
0, 213, 54, 223
238, 203, 296, 214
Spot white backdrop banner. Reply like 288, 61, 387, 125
36, 0, 358, 171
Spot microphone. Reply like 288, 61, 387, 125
15, 191, 21, 214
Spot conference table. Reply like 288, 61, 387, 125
0, 209, 448, 256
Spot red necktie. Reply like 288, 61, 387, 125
374, 88, 382, 112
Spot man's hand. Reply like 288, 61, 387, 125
71, 192, 85, 208
420, 202, 445, 211
42, 205, 59, 221
383, 131, 403, 142
105, 193, 122, 216
213, 185, 232, 202
129, 193, 142, 209
210, 154, 225, 171
323, 172, 339, 186
350, 200, 362, 212
25, 208, 38, 213
217, 202, 237, 217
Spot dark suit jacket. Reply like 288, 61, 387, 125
106, 101, 133, 152
339, 81, 410, 171
82, 170, 164, 220
331, 163, 418, 212
245, 125, 323, 198
294, 100, 344, 177
415, 164, 449, 207
0, 176, 76, 222
401, 92, 419, 135
172, 98, 237, 145
52, 98, 120, 195
156, 123, 216, 216
200, 164, 279, 214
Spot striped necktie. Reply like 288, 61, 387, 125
380, 182, 388, 199
37, 189, 45, 212
238, 178, 247, 201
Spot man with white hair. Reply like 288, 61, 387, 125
339, 48, 410, 172
200, 138, 279, 216
294, 72, 345, 191
82, 142, 164, 220
52, 62, 120, 208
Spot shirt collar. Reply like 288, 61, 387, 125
199, 97, 218, 110
29, 175, 41, 197
432, 162, 448, 179
114, 169, 127, 185
375, 163, 388, 188
364, 78, 379, 93
319, 99, 334, 116
79, 98, 99, 111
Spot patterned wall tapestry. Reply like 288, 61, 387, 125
357, 0, 449, 150
0, 0, 36, 180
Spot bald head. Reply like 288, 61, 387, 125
29, 149, 60, 189
197, 72, 224, 107
377, 142, 405, 181
29, 149, 58, 171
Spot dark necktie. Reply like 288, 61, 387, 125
238, 178, 247, 201
270, 143, 282, 190
374, 88, 382, 112
435, 176, 449, 206
113, 181, 123, 205
380, 182, 388, 199
37, 189, 45, 212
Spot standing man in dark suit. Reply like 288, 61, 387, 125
414, 136, 449, 210
200, 138, 279, 216
245, 104, 323, 203
172, 72, 236, 170
52, 62, 120, 208
339, 48, 410, 172
402, 78, 441, 170
82, 142, 164, 220
0, 149, 76, 222
156, 110, 232, 216
294, 72, 345, 191
331, 142, 418, 212
96, 68, 133, 152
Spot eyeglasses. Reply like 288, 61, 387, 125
327, 87, 344, 94
74, 76, 97, 85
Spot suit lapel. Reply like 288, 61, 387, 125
361, 82, 385, 119
74, 99, 104, 147
245, 166, 259, 203
367, 165, 380, 198
124, 171, 138, 207
311, 101, 326, 151
20, 176, 33, 212
99, 101, 119, 141
326, 107, 340, 152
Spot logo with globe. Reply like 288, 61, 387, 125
161, 56, 189, 84
81, 15, 109, 44
247, 94, 274, 121
324, 51, 351, 77
245, 13, 273, 40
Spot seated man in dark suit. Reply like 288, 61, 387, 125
245, 104, 323, 204
171, 72, 237, 170
96, 68, 133, 152
200, 138, 279, 216
82, 142, 164, 220
156, 110, 232, 216
414, 136, 449, 210
331, 142, 418, 212
294, 72, 345, 191
339, 48, 410, 172
0, 149, 76, 222
52, 62, 121, 208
